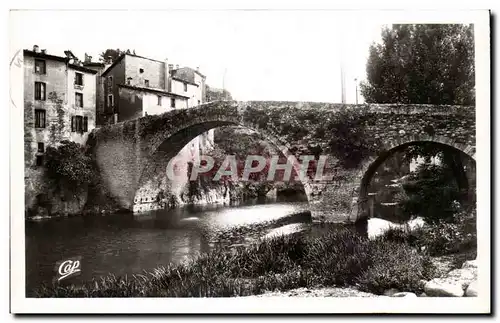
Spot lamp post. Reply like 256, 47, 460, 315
222, 68, 227, 92
354, 78, 359, 105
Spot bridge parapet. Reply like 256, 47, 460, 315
90, 100, 476, 222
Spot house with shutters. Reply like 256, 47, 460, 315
23, 45, 98, 213
98, 52, 206, 125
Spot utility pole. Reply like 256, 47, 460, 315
222, 68, 227, 92
340, 64, 346, 104
354, 78, 358, 104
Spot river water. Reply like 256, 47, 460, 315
25, 199, 311, 294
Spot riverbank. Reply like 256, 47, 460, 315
31, 224, 439, 297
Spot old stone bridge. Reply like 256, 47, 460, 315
87, 100, 475, 224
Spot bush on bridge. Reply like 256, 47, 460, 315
243, 104, 380, 169
324, 108, 378, 169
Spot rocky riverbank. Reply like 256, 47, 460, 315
246, 253, 478, 298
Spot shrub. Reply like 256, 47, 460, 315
45, 140, 95, 190
380, 210, 477, 256
417, 210, 476, 255
302, 228, 374, 286
326, 108, 378, 169
399, 161, 465, 224
356, 240, 436, 294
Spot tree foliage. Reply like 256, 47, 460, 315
45, 140, 95, 189
326, 109, 378, 169
398, 162, 463, 224
360, 24, 474, 105
99, 48, 136, 63
205, 85, 233, 102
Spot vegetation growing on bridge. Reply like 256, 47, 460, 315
243, 104, 379, 169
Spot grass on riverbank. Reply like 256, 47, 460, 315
32, 227, 437, 297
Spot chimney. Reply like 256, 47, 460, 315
40, 49, 46, 54
84, 53, 92, 63
196, 66, 200, 72
175, 64, 179, 69
33, 45, 39, 53
107, 55, 113, 64
164, 58, 170, 92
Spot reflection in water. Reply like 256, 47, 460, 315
25, 199, 309, 293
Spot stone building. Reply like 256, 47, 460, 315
81, 53, 108, 126
99, 53, 206, 124
24, 45, 98, 216
98, 52, 215, 212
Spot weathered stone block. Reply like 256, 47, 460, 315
465, 280, 478, 297
392, 292, 417, 297
424, 280, 464, 297
462, 260, 478, 269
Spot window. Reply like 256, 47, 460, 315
36, 155, 44, 167
107, 76, 113, 89
198, 100, 201, 106
34, 82, 46, 100
75, 93, 83, 107
127, 77, 132, 85
170, 98, 175, 108
37, 142, 44, 153
139, 68, 144, 73
157, 95, 162, 106
34, 109, 46, 128
35, 59, 46, 74
75, 72, 84, 86
144, 79, 149, 87
71, 116, 88, 133
108, 94, 114, 107
183, 82, 188, 92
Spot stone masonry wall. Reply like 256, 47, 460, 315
90, 101, 475, 222
24, 54, 97, 217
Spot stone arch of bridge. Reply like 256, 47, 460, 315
350, 134, 476, 225
134, 119, 312, 210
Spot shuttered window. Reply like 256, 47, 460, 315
34, 109, 46, 128
35, 82, 46, 100
75, 73, 84, 86
75, 93, 83, 107
35, 59, 46, 74
107, 76, 113, 89
71, 116, 87, 133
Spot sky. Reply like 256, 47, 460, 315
12, 10, 388, 103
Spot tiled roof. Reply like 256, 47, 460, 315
23, 50, 97, 74
118, 84, 189, 99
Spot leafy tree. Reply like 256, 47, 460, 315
360, 24, 476, 219
360, 24, 474, 105
99, 48, 136, 63
205, 85, 233, 102
45, 140, 95, 193
398, 162, 463, 224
